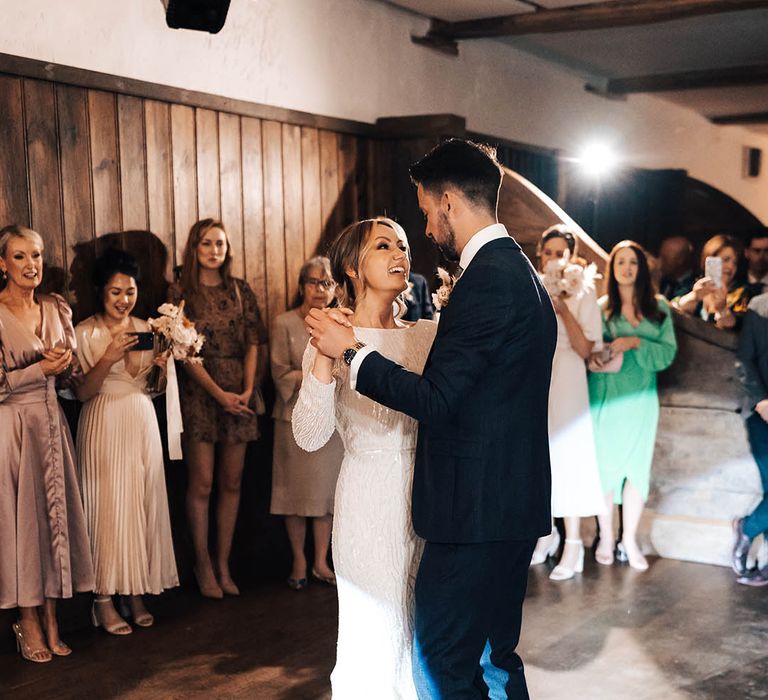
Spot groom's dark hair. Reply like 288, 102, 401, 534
409, 139, 502, 214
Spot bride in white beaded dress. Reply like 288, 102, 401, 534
292, 217, 436, 699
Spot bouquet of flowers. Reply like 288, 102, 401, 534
540, 250, 599, 299
432, 267, 457, 311
146, 301, 205, 393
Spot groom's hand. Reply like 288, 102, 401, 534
306, 308, 355, 359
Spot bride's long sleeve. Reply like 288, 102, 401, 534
292, 342, 338, 452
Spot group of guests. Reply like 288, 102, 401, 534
3, 203, 768, 668
530, 228, 677, 578
0, 218, 266, 662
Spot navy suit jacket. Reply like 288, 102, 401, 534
356, 236, 556, 543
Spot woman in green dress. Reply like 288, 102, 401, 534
588, 241, 677, 571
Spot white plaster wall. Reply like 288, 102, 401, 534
2, 0, 767, 221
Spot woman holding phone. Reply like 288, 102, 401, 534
674, 234, 751, 330
588, 241, 676, 570
169, 219, 265, 598
75, 248, 178, 635
0, 225, 94, 662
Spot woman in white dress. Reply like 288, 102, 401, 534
292, 217, 436, 699
75, 249, 179, 635
530, 225, 606, 580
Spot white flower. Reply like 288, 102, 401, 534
148, 301, 205, 364
432, 267, 457, 311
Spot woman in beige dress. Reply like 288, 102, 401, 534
169, 218, 266, 598
0, 225, 94, 663
75, 249, 179, 635
270, 257, 343, 589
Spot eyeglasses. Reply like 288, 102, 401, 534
305, 277, 335, 290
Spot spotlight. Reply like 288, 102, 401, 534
577, 142, 618, 178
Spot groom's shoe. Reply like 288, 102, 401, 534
732, 518, 752, 576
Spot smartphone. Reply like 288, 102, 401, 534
127, 331, 155, 352
704, 256, 723, 289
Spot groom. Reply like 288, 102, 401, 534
307, 139, 556, 698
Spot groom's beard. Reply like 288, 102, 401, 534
436, 213, 460, 263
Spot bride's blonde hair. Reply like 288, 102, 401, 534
328, 217, 410, 317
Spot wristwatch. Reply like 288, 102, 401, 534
342, 341, 367, 366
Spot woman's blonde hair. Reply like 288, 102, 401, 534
178, 218, 234, 295
327, 217, 410, 316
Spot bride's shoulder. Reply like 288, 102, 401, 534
411, 318, 437, 340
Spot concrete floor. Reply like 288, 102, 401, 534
2, 555, 767, 699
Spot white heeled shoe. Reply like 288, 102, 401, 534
549, 540, 585, 581
530, 529, 561, 566
617, 541, 649, 571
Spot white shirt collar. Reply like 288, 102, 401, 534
748, 271, 768, 285
458, 223, 509, 272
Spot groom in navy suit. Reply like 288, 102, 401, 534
308, 139, 556, 698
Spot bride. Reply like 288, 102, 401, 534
292, 217, 436, 699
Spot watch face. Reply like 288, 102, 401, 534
343, 347, 356, 366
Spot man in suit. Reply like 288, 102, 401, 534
404, 270, 435, 321
307, 139, 556, 698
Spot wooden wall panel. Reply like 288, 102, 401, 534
338, 132, 359, 226
262, 121, 286, 328
241, 117, 267, 324
282, 123, 304, 304
195, 108, 220, 220
300, 127, 322, 258
170, 104, 197, 265
0, 76, 29, 227
87, 90, 121, 236
319, 130, 341, 246
57, 85, 94, 248
23, 79, 64, 268
117, 95, 148, 231
0, 65, 376, 333
219, 112, 244, 279
144, 100, 174, 271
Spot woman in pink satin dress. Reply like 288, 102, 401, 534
0, 225, 94, 663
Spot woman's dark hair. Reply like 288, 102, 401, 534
92, 247, 140, 312
538, 224, 577, 256
604, 240, 665, 324
409, 138, 502, 214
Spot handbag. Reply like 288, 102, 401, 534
588, 349, 624, 373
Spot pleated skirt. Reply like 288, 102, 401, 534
76, 391, 179, 595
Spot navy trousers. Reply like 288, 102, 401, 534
744, 413, 768, 540
412, 539, 536, 699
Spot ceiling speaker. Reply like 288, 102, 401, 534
165, 0, 231, 34
743, 147, 762, 179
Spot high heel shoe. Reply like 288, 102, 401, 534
12, 622, 52, 663
617, 541, 649, 571
549, 540, 585, 581
128, 597, 154, 628
193, 566, 223, 599
530, 529, 561, 566
91, 599, 132, 636
311, 567, 337, 586
218, 577, 240, 596
594, 536, 615, 566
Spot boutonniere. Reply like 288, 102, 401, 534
431, 267, 457, 311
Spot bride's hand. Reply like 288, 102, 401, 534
323, 307, 353, 327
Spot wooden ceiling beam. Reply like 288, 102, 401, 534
710, 112, 768, 125
588, 64, 768, 95
418, 0, 768, 41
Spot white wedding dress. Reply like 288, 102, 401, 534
292, 320, 437, 700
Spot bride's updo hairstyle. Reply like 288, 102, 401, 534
328, 216, 410, 316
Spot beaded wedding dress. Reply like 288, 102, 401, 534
292, 320, 436, 700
